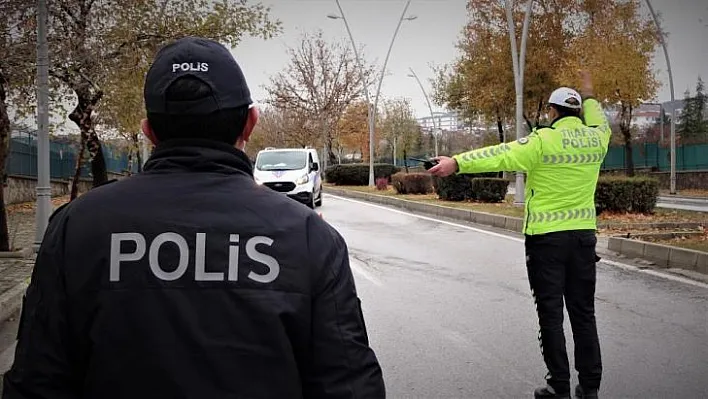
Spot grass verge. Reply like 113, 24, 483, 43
328, 184, 708, 253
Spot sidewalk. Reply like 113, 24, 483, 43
656, 195, 708, 213
0, 203, 50, 383
0, 206, 39, 325
507, 186, 708, 213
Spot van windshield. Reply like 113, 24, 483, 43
256, 151, 308, 171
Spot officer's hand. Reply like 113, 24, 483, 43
428, 156, 458, 177
579, 69, 594, 97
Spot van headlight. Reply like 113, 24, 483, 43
296, 174, 309, 185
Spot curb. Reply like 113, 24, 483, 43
326, 187, 708, 276
608, 237, 708, 274
596, 222, 704, 230
326, 187, 524, 233
0, 282, 27, 327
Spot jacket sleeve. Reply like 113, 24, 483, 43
303, 214, 385, 399
452, 132, 543, 174
3, 208, 82, 399
582, 98, 611, 146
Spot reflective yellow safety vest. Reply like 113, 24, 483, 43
453, 99, 611, 235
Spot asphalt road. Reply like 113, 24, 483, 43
321, 194, 708, 398
0, 195, 705, 398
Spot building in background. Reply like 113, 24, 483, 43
416, 111, 486, 135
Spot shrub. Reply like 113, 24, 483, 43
432, 172, 498, 201
469, 178, 509, 203
375, 177, 389, 191
325, 163, 399, 186
595, 176, 658, 214
391, 172, 433, 194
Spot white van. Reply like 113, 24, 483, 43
253, 147, 323, 208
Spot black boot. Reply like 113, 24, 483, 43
574, 384, 598, 399
534, 385, 570, 398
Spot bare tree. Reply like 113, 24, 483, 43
0, 0, 35, 251
379, 98, 421, 160
266, 30, 374, 165
12, 0, 281, 199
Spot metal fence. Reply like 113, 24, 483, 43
600, 143, 708, 171
6, 131, 136, 180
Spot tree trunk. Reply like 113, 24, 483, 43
70, 135, 86, 200
620, 103, 635, 177
87, 126, 108, 187
0, 75, 12, 251
136, 145, 143, 173
496, 111, 504, 178
68, 89, 106, 198
496, 112, 504, 144
126, 145, 134, 176
535, 98, 544, 127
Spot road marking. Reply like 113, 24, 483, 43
601, 259, 708, 289
327, 194, 708, 290
327, 194, 524, 243
349, 258, 382, 287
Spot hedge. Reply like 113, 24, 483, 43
469, 178, 509, 203
391, 172, 433, 194
595, 176, 659, 214
325, 163, 400, 186
432, 172, 499, 201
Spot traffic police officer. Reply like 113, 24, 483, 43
430, 72, 607, 399
3, 37, 385, 399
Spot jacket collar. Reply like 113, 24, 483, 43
143, 138, 254, 177
551, 116, 583, 129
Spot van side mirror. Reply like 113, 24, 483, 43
311, 162, 319, 171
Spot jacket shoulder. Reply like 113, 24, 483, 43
49, 179, 122, 222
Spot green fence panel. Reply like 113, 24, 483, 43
601, 143, 708, 171
5, 133, 135, 180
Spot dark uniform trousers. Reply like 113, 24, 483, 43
524, 229, 602, 392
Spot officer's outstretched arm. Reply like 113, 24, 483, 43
303, 215, 385, 399
3, 210, 81, 399
582, 98, 611, 145
452, 134, 543, 174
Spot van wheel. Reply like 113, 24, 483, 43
307, 193, 316, 209
315, 191, 322, 207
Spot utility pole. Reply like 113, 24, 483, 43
645, 0, 677, 194
505, 0, 533, 206
329, 0, 416, 186
34, 0, 51, 251
408, 67, 439, 157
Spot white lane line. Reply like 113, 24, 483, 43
349, 257, 382, 287
601, 259, 708, 289
327, 194, 523, 243
327, 194, 708, 290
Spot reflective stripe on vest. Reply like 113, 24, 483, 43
459, 144, 511, 162
542, 153, 604, 164
528, 208, 596, 223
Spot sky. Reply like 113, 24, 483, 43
233, 0, 708, 119
12, 0, 707, 133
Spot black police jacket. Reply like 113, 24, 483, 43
3, 139, 385, 399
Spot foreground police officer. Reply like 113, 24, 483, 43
430, 72, 607, 399
3, 37, 385, 399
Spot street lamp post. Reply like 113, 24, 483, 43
408, 67, 438, 157
329, 0, 416, 186
645, 0, 677, 194
505, 0, 533, 206
34, 0, 50, 251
